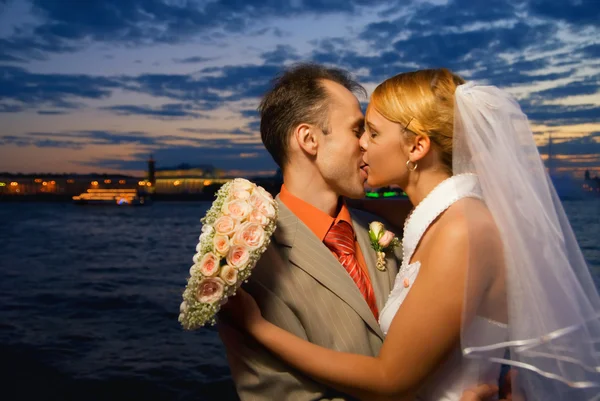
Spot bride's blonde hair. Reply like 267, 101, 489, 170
368, 68, 465, 174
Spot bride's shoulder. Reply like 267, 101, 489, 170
436, 198, 502, 250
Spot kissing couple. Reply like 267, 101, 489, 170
217, 64, 600, 401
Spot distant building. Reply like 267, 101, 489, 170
0, 157, 279, 198
150, 161, 231, 194
0, 173, 140, 196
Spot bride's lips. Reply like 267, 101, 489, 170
360, 163, 369, 179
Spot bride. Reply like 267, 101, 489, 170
224, 69, 600, 401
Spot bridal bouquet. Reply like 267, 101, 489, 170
178, 178, 278, 330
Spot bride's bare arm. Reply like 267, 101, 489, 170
228, 218, 482, 401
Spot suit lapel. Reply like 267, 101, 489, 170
274, 198, 385, 340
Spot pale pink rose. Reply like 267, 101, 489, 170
213, 234, 231, 256
379, 230, 395, 248
196, 277, 225, 304
232, 222, 265, 251
249, 193, 276, 219
232, 179, 254, 192
254, 185, 273, 201
214, 215, 237, 236
219, 264, 238, 285
232, 188, 251, 201
259, 201, 276, 219
198, 252, 220, 277
248, 209, 269, 225
226, 245, 251, 270
222, 199, 252, 221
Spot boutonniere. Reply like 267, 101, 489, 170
368, 221, 400, 271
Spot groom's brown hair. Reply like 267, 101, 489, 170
259, 63, 365, 170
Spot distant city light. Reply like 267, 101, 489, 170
10, 182, 18, 186
67, 179, 75, 184
0, 182, 5, 187
34, 178, 42, 183
138, 181, 145, 186
91, 181, 99, 186
173, 180, 181, 186
119, 180, 126, 184
50, 180, 56, 185
203, 180, 212, 186
146, 182, 152, 187
104, 179, 111, 184
42, 182, 48, 186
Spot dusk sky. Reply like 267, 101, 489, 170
0, 0, 598, 178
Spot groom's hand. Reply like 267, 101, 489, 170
460, 384, 499, 401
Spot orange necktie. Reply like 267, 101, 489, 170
324, 221, 379, 320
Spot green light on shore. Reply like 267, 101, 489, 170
365, 191, 405, 198
0, 182, 6, 187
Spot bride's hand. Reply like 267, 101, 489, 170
220, 288, 265, 335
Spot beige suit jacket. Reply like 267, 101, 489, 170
219, 197, 402, 401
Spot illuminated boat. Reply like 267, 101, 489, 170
72, 188, 150, 206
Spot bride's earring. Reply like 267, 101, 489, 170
406, 159, 418, 171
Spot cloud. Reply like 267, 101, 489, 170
239, 109, 258, 119
0, 130, 167, 148
390, 23, 557, 72
0, 128, 262, 151
173, 56, 215, 64
581, 43, 600, 59
129, 64, 281, 109
546, 132, 600, 156
0, 104, 25, 113
0, 133, 85, 149
76, 142, 276, 173
0, 65, 121, 111
0, 63, 280, 115
538, 133, 600, 176
529, 74, 600, 100
522, 103, 600, 126
528, 0, 600, 26
37, 110, 70, 115
179, 127, 256, 137
261, 45, 300, 64
1, 0, 391, 61
102, 103, 209, 119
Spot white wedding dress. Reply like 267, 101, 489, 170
378, 174, 508, 401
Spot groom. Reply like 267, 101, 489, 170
218, 64, 498, 401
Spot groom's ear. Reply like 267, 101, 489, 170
294, 123, 318, 156
408, 133, 431, 162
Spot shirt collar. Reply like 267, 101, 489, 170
279, 184, 354, 241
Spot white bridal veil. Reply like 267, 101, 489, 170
454, 82, 600, 400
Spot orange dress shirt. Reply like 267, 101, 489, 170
279, 185, 370, 276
